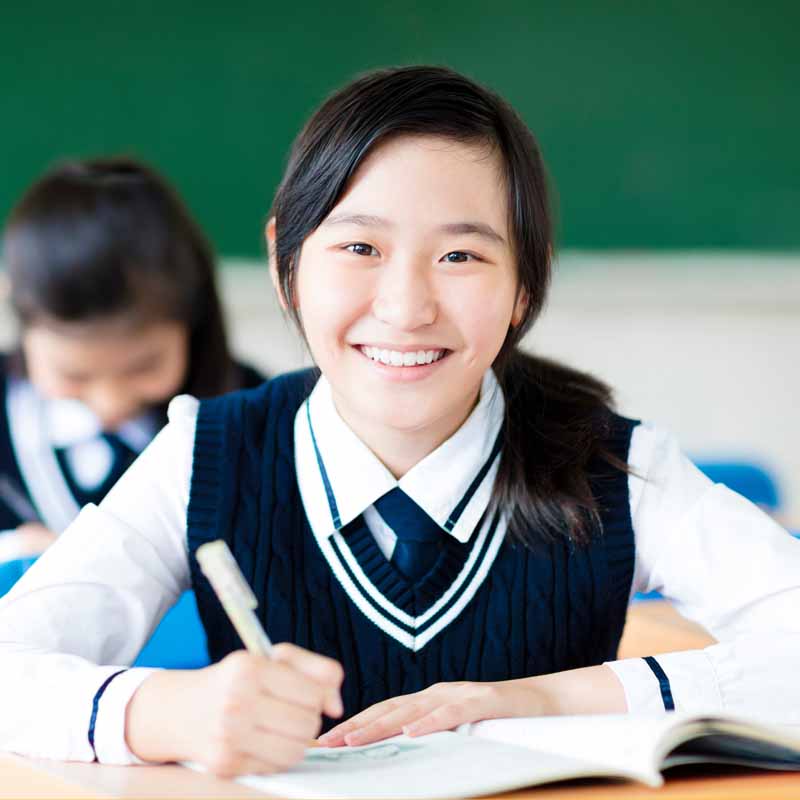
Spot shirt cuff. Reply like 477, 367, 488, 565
91, 667, 161, 765
605, 650, 723, 714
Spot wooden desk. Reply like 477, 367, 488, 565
3, 754, 800, 799
618, 600, 716, 659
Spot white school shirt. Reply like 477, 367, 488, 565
0, 379, 157, 559
0, 371, 799, 764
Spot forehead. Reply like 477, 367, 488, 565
24, 319, 180, 368
332, 134, 508, 232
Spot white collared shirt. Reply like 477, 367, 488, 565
296, 370, 504, 556
0, 379, 158, 561
0, 373, 799, 764
45, 391, 156, 491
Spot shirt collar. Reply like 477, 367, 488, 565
44, 390, 158, 453
294, 370, 505, 545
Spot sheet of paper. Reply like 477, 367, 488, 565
230, 731, 655, 799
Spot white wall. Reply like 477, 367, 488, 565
3, 252, 798, 523
531, 254, 800, 525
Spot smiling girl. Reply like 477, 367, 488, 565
0, 67, 798, 777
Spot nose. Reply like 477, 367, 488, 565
371, 256, 437, 331
86, 383, 139, 430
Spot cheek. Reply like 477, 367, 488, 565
134, 371, 183, 403
24, 360, 79, 400
447, 281, 517, 360
135, 349, 189, 402
297, 261, 370, 358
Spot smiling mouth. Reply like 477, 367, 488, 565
358, 346, 450, 367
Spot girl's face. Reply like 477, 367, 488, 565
291, 135, 525, 453
22, 319, 189, 429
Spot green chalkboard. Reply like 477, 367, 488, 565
1, 1, 798, 255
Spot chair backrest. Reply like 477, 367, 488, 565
133, 590, 210, 669
0, 556, 38, 597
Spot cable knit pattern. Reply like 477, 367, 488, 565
187, 369, 637, 728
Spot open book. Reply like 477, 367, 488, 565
224, 713, 800, 799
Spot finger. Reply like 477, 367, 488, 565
206, 718, 309, 777
206, 749, 283, 779
203, 713, 287, 778
206, 740, 301, 778
272, 643, 344, 718
402, 702, 473, 737
342, 703, 428, 746
318, 697, 406, 746
259, 660, 328, 713
255, 695, 323, 743
272, 643, 344, 687
239, 728, 309, 772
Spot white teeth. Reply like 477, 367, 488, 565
360, 346, 446, 367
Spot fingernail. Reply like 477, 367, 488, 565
344, 731, 362, 745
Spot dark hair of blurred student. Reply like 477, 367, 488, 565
0, 157, 262, 558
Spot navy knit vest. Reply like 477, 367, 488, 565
187, 370, 637, 726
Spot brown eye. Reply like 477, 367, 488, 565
346, 243, 377, 257
443, 251, 471, 263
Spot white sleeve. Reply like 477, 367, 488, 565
0, 394, 198, 764
606, 421, 800, 723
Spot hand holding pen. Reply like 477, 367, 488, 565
124, 540, 344, 777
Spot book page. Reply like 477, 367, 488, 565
467, 714, 688, 774
468, 714, 800, 775
226, 731, 657, 799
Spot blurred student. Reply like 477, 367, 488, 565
0, 157, 262, 561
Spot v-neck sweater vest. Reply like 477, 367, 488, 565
187, 369, 637, 727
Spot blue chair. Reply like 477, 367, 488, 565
0, 556, 37, 597
693, 460, 781, 513
133, 590, 210, 669
0, 557, 209, 668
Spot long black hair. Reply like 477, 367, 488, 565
2, 157, 241, 397
271, 65, 622, 546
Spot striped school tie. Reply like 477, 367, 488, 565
374, 488, 443, 582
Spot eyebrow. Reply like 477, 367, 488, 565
323, 213, 505, 244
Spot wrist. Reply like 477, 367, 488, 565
518, 665, 627, 717
125, 669, 196, 763
510, 676, 560, 716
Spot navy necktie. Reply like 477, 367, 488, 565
374, 488, 443, 582
54, 432, 138, 507
101, 432, 138, 486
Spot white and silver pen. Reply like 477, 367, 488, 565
196, 539, 273, 655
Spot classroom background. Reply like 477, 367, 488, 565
1, 2, 798, 523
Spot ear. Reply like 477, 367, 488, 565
510, 287, 529, 328
266, 218, 289, 312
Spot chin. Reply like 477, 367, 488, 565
369, 400, 448, 434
